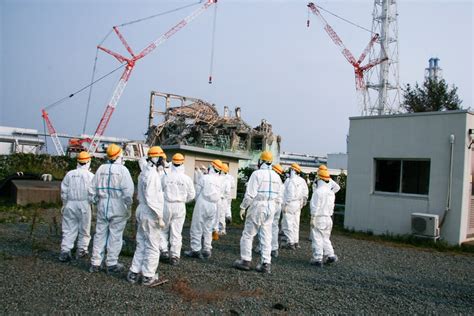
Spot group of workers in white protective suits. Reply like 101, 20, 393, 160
59, 144, 340, 286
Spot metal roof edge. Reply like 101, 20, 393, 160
349, 110, 472, 121
161, 144, 252, 160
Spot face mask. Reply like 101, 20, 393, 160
78, 161, 91, 170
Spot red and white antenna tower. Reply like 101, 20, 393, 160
307, 2, 388, 115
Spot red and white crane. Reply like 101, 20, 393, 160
307, 2, 387, 115
42, 0, 217, 155
41, 109, 66, 155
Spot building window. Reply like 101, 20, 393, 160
374, 159, 430, 195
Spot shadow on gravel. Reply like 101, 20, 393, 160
170, 277, 262, 303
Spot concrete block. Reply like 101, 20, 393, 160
11, 180, 61, 205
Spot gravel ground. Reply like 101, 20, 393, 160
1, 217, 474, 314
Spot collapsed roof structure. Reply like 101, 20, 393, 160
146, 91, 281, 156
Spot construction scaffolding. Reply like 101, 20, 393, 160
146, 91, 281, 155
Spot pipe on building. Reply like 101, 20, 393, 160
440, 134, 455, 229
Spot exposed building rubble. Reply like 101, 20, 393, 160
146, 91, 281, 157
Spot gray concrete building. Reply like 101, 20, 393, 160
345, 110, 474, 245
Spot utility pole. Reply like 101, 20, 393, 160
365, 0, 401, 115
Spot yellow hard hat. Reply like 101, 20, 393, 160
106, 144, 122, 160
148, 146, 166, 158
260, 150, 273, 163
222, 163, 229, 174
290, 163, 302, 174
272, 164, 284, 175
77, 151, 91, 163
172, 153, 185, 165
211, 159, 224, 172
318, 165, 328, 171
318, 169, 331, 181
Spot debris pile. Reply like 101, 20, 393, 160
146, 91, 281, 153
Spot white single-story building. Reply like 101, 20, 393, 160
345, 110, 474, 245
162, 144, 251, 199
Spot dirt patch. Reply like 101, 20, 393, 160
170, 278, 262, 303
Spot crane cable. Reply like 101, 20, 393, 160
118, 1, 202, 27
44, 63, 126, 111
208, 1, 219, 84
39, 1, 197, 134
308, 4, 375, 35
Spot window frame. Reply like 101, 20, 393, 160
373, 158, 431, 197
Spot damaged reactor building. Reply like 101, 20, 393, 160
146, 91, 281, 170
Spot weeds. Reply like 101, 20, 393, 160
335, 227, 474, 254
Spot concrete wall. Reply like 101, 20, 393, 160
163, 149, 239, 199
328, 153, 348, 171
345, 111, 473, 245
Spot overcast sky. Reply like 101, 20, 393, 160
1, 0, 473, 156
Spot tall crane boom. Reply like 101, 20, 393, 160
307, 2, 387, 115
41, 109, 66, 155
87, 0, 217, 154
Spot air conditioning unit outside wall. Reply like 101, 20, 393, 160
411, 213, 440, 238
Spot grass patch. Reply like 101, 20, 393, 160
335, 227, 474, 254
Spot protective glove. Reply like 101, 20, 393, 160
240, 208, 246, 220
281, 205, 287, 214
310, 216, 317, 228
302, 197, 308, 207
157, 217, 165, 229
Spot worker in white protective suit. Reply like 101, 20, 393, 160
281, 163, 308, 250
160, 153, 195, 266
193, 165, 207, 187
214, 163, 231, 236
59, 151, 94, 262
185, 159, 224, 259
313, 165, 340, 193
233, 151, 283, 274
310, 168, 338, 267
224, 165, 236, 225
89, 144, 134, 274
126, 146, 167, 287
253, 163, 285, 258
270, 164, 285, 258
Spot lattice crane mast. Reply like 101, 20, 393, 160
307, 2, 388, 115
41, 109, 65, 156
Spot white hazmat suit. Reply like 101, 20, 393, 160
189, 168, 223, 255
129, 162, 165, 280
239, 164, 283, 265
90, 159, 134, 268
282, 170, 308, 246
224, 173, 235, 221
310, 180, 336, 262
160, 164, 195, 259
215, 172, 231, 234
60, 163, 94, 255
313, 177, 341, 193
271, 183, 285, 252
